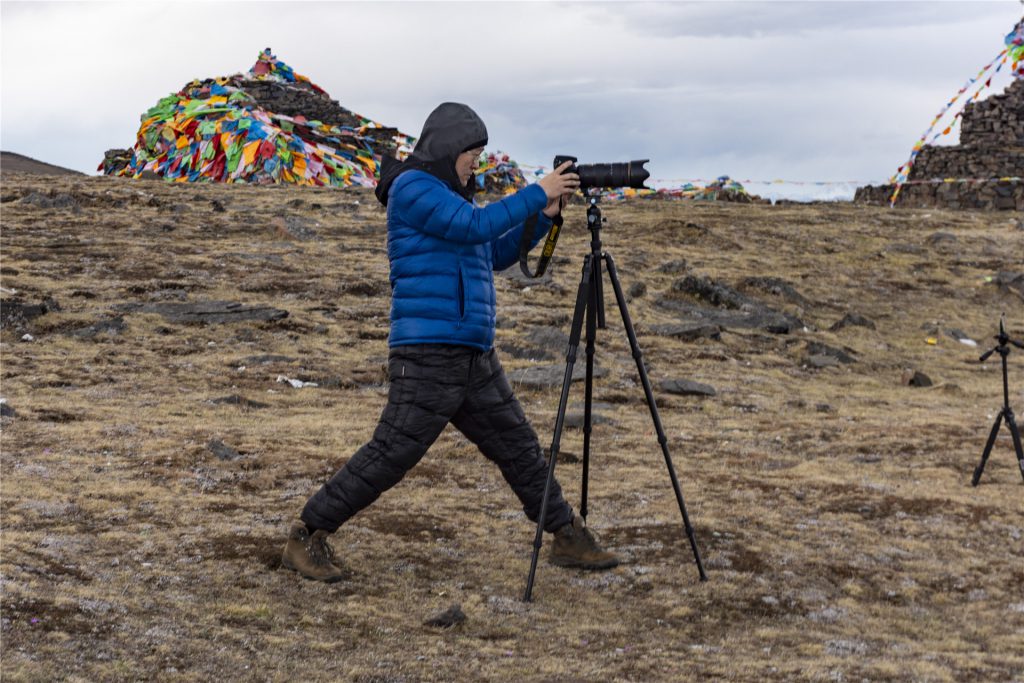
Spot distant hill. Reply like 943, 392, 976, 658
1, 151, 84, 177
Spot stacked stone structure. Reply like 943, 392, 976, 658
856, 78, 1023, 210
241, 80, 406, 159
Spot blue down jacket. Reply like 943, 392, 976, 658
386, 170, 552, 350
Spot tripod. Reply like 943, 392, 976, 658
972, 315, 1024, 486
523, 194, 707, 602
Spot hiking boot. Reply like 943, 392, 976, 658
281, 520, 346, 582
549, 515, 620, 570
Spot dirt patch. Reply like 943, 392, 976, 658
357, 512, 458, 541
1, 596, 112, 636
817, 483, 997, 523
12, 549, 94, 583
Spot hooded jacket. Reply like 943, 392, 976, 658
376, 103, 552, 351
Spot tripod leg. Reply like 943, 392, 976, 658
972, 411, 1004, 486
1004, 411, 1024, 483
603, 254, 707, 581
524, 255, 593, 603
580, 266, 598, 522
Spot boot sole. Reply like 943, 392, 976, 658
281, 556, 346, 583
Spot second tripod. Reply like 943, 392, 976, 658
972, 315, 1024, 485
523, 194, 707, 602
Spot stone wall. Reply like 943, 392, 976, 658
854, 178, 1022, 210
856, 78, 1023, 210
959, 77, 1024, 146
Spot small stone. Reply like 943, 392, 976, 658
658, 258, 689, 273
543, 447, 580, 464
648, 322, 722, 341
565, 411, 614, 428
628, 281, 647, 298
806, 342, 857, 364
20, 192, 54, 208
806, 354, 838, 369
829, 312, 876, 331
208, 395, 270, 410
901, 370, 933, 387
0, 400, 15, 418
659, 379, 717, 397
67, 316, 126, 339
946, 328, 975, 345
210, 199, 226, 213
926, 232, 957, 247
423, 603, 466, 629
207, 439, 242, 461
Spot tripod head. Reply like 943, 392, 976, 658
584, 190, 605, 231
979, 314, 1024, 362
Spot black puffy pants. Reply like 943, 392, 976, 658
301, 344, 574, 534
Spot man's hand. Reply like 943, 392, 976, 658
538, 160, 578, 218
537, 161, 579, 201
542, 192, 569, 218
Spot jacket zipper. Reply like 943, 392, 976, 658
457, 264, 466, 324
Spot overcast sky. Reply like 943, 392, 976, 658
2, 1, 1021, 200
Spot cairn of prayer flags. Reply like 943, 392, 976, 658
100, 49, 524, 194
888, 17, 1023, 206
475, 151, 528, 194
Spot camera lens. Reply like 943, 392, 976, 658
577, 160, 650, 190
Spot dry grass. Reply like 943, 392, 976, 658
1, 172, 1022, 682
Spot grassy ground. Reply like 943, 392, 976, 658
1, 172, 1022, 682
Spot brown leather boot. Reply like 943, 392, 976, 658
281, 520, 346, 582
549, 515, 620, 570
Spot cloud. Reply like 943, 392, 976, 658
589, 1, 1008, 38
1, 1, 1019, 199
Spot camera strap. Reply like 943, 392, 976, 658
519, 213, 563, 279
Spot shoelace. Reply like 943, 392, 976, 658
308, 534, 336, 567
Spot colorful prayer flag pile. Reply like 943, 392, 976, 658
100, 50, 412, 186
600, 175, 751, 202
100, 49, 528, 193
1008, 18, 1024, 79
475, 151, 528, 194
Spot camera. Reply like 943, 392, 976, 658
553, 155, 650, 190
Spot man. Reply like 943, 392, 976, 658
282, 102, 619, 582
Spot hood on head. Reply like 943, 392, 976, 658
411, 102, 488, 163
376, 102, 488, 206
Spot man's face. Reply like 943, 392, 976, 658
455, 147, 485, 186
